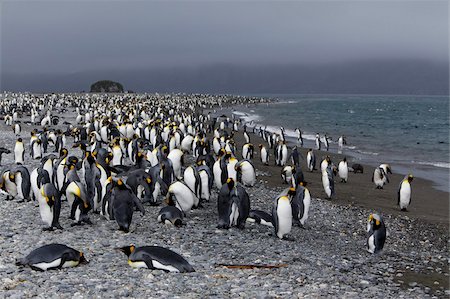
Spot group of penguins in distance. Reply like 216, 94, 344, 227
0, 93, 414, 272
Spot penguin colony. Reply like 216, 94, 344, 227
0, 92, 412, 272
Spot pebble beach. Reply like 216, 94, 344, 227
0, 94, 448, 298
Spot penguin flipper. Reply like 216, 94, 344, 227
131, 193, 145, 216
52, 195, 62, 229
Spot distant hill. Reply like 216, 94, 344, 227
2, 59, 448, 95
90, 80, 124, 93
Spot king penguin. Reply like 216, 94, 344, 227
110, 179, 145, 232
14, 138, 25, 165
16, 244, 88, 271
272, 195, 293, 240
217, 178, 250, 229
117, 245, 195, 273
398, 174, 413, 211
306, 149, 316, 172
366, 213, 386, 254
338, 157, 348, 183
157, 206, 184, 227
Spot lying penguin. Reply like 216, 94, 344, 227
116, 244, 195, 273
16, 243, 88, 271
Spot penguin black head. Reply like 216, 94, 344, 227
165, 192, 175, 206
17, 138, 23, 142
368, 213, 382, 228
116, 244, 136, 257
226, 178, 235, 189
59, 148, 68, 157
299, 181, 308, 187
79, 251, 89, 265
407, 174, 414, 182
287, 187, 296, 196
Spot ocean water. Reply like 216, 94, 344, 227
232, 95, 450, 192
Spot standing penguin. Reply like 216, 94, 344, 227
110, 179, 145, 232
272, 195, 293, 240
338, 157, 348, 183
290, 182, 311, 228
372, 167, 388, 189
39, 178, 63, 231
322, 166, 335, 199
259, 144, 269, 165
11, 165, 31, 202
398, 174, 413, 211
295, 128, 303, 147
241, 143, 254, 160
315, 133, 321, 150
281, 165, 295, 185
235, 160, 256, 187
14, 138, 25, 164
366, 213, 386, 254
306, 149, 316, 172
31, 138, 43, 160
217, 178, 250, 229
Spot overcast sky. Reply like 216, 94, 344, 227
1, 0, 448, 75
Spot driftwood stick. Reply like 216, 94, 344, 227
215, 263, 288, 269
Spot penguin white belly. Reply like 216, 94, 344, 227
14, 174, 23, 199
213, 161, 222, 189
399, 182, 411, 209
112, 148, 123, 166
75, 207, 81, 222
230, 202, 239, 226
241, 168, 255, 186
338, 163, 348, 181
367, 234, 375, 254
199, 171, 210, 201
276, 200, 292, 239
56, 160, 66, 191
33, 258, 62, 271
183, 168, 196, 192
322, 171, 332, 198
128, 260, 148, 268
62, 260, 80, 268
307, 154, 313, 171
242, 147, 249, 159
152, 260, 179, 273
153, 182, 161, 202
31, 169, 40, 200
261, 149, 268, 164
136, 185, 144, 200
39, 203, 53, 226
32, 143, 42, 159
14, 145, 24, 164
5, 180, 18, 197
320, 160, 328, 172
300, 190, 311, 225
226, 160, 238, 181
280, 148, 288, 165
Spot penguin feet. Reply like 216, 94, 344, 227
149, 201, 161, 206
400, 208, 408, 212
282, 234, 295, 241
216, 224, 230, 230
42, 227, 54, 232
292, 221, 302, 227
53, 224, 63, 230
